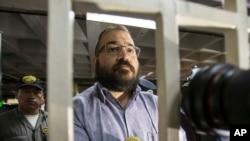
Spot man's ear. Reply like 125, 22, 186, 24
92, 57, 97, 70
15, 91, 18, 99
42, 96, 46, 104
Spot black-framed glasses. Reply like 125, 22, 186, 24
96, 43, 141, 57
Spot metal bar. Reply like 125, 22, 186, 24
156, 0, 180, 141
0, 32, 2, 102
73, 0, 159, 13
46, 0, 250, 141
177, 0, 237, 29
48, 0, 74, 141
224, 0, 249, 69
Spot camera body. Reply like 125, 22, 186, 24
182, 63, 250, 135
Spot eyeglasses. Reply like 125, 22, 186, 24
96, 43, 141, 57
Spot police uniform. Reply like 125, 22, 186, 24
0, 75, 48, 141
0, 108, 48, 141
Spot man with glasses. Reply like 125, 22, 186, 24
73, 25, 158, 141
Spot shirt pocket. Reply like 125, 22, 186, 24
4, 135, 28, 141
147, 132, 158, 141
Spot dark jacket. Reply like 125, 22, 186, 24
0, 108, 48, 141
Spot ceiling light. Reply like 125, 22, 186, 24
87, 12, 156, 29
140, 72, 154, 79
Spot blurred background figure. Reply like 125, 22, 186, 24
138, 78, 156, 94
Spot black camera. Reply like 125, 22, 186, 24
182, 63, 250, 135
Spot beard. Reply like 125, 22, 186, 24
95, 59, 139, 92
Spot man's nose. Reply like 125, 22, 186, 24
117, 48, 130, 60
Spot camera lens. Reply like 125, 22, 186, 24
183, 63, 250, 135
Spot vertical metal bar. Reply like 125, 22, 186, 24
48, 0, 74, 141
0, 32, 2, 102
156, 0, 180, 141
224, 0, 249, 69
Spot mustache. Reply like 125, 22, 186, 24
112, 60, 135, 72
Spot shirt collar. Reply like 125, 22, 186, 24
96, 82, 141, 103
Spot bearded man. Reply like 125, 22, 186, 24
73, 25, 158, 141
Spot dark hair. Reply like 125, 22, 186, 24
94, 25, 131, 57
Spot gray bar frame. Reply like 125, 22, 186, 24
47, 0, 250, 140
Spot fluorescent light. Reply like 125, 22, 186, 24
87, 12, 156, 29
140, 72, 154, 78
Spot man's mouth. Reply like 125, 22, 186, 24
118, 65, 131, 70
27, 100, 37, 106
113, 61, 135, 73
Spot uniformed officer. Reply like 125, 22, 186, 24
0, 75, 48, 141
